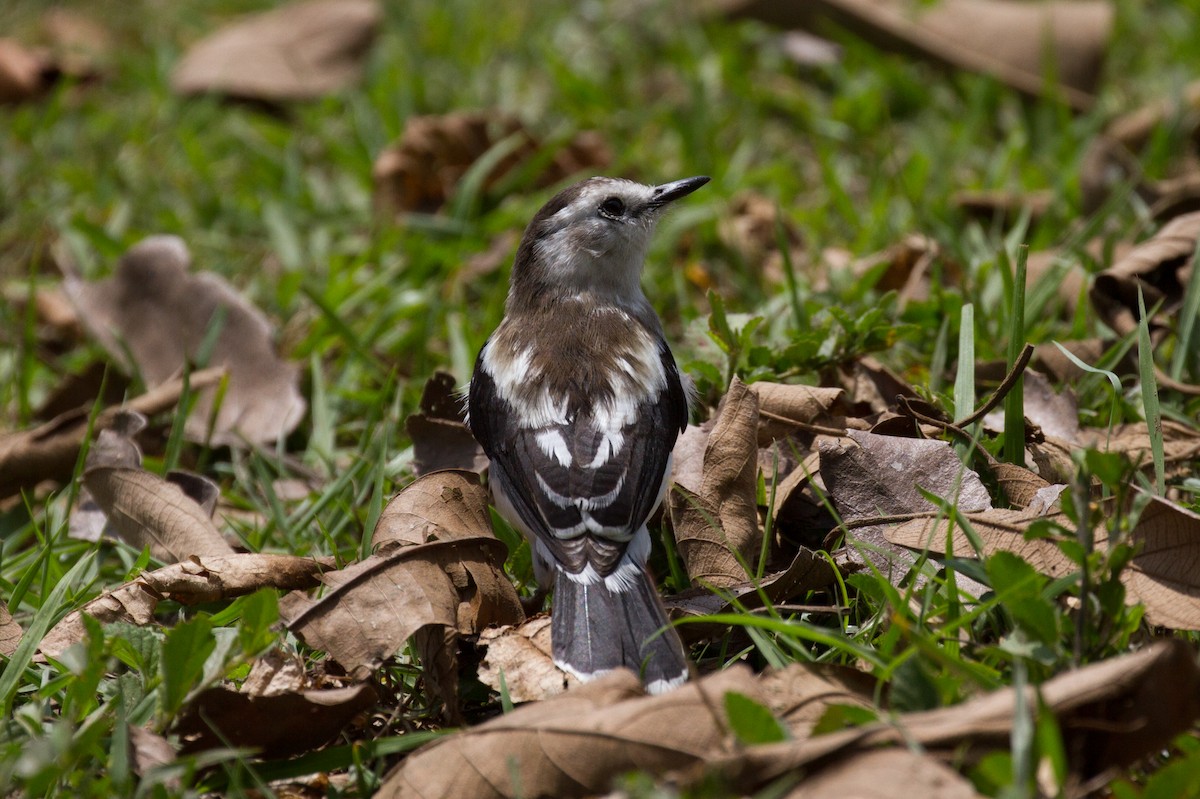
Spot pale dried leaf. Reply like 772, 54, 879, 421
669, 379, 761, 587
989, 461, 1052, 509
376, 667, 753, 799
39, 581, 161, 660
749, 381, 847, 444
171, 0, 382, 101
477, 616, 574, 703
129, 726, 177, 779
406, 373, 487, 475
1123, 496, 1200, 630
1090, 211, 1200, 336
41, 9, 112, 77
372, 470, 497, 548
64, 235, 305, 446
243, 648, 306, 697
716, 192, 805, 286
717, 0, 1111, 111
669, 421, 711, 496
759, 661, 876, 738
784, 748, 984, 799
0, 38, 51, 103
1021, 371, 1080, 444
414, 624, 464, 722
0, 603, 22, 657
0, 367, 223, 500
708, 640, 1200, 789
174, 682, 377, 759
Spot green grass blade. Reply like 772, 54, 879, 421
1137, 286, 1165, 494
1003, 246, 1028, 466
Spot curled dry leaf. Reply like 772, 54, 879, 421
376, 666, 755, 799
1090, 211, 1200, 337
171, 0, 382, 101
282, 471, 522, 679
748, 381, 848, 445
38, 554, 329, 660
0, 367, 224, 501
372, 110, 612, 215
129, 726, 177, 781
669, 378, 762, 587
64, 235, 306, 446
83, 419, 234, 563
707, 640, 1200, 791
1122, 495, 1200, 630
174, 682, 377, 759
843, 234, 956, 307
477, 616, 574, 703
717, 0, 1111, 111
40, 9, 111, 79
405, 373, 487, 475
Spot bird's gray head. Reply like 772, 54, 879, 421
507, 175, 709, 311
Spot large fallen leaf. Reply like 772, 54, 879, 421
748, 381, 848, 445
669, 378, 762, 587
82, 418, 234, 563
64, 235, 305, 446
0, 367, 224, 500
477, 616, 574, 703
174, 682, 377, 758
171, 0, 382, 101
782, 748, 984, 799
38, 553, 329, 659
715, 0, 1112, 111
372, 110, 611, 215
373, 470, 498, 548
1090, 211, 1200, 337
1122, 495, 1200, 630
404, 373, 487, 475
376, 666, 747, 799
706, 639, 1200, 790
0, 38, 52, 103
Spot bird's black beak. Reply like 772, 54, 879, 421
646, 176, 710, 209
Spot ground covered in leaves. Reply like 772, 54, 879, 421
4, 0, 1200, 797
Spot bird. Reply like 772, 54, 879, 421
467, 174, 709, 693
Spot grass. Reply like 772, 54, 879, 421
3, 0, 1200, 796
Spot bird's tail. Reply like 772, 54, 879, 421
551, 568, 688, 694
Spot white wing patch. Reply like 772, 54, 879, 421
535, 429, 573, 467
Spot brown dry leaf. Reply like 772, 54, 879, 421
821, 430, 991, 588
34, 361, 126, 423
1084, 420, 1200, 480
376, 667, 754, 799
477, 616, 575, 703
665, 546, 836, 640
40, 9, 112, 78
783, 748, 984, 799
129, 726, 177, 780
405, 373, 487, 475
1024, 247, 1089, 322
717, 192, 805, 285
708, 639, 1199, 790
372, 110, 612, 215
1108, 79, 1200, 152
883, 508, 1076, 578
64, 235, 305, 446
1090, 211, 1200, 337
0, 367, 224, 501
758, 661, 876, 738
716, 0, 1111, 111
841, 355, 918, 415
989, 461, 1053, 510
83, 420, 234, 563
1122, 495, 1200, 630
174, 682, 377, 758
748, 381, 848, 445
669, 378, 762, 587
0, 603, 23, 658
38, 554, 328, 659
243, 648, 306, 696
0, 38, 53, 103
1020, 371, 1080, 444
953, 188, 1053, 227
845, 234, 956, 307
281, 471, 522, 679
171, 0, 381, 101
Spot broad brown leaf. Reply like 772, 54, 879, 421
39, 581, 161, 661
174, 682, 377, 758
373, 470, 497, 548
64, 235, 305, 446
716, 0, 1111, 111
171, 0, 382, 101
782, 748, 984, 799
749, 381, 848, 445
376, 667, 752, 799
372, 110, 611, 215
669, 378, 761, 587
1123, 495, 1200, 629
0, 38, 52, 103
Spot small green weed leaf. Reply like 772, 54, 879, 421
723, 691, 788, 744
236, 589, 280, 656
160, 615, 215, 719
987, 551, 1059, 646
811, 703, 878, 735
890, 657, 940, 712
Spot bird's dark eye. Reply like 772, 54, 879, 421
599, 196, 626, 218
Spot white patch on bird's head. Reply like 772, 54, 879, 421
530, 177, 663, 303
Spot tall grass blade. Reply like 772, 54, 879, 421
1003, 246, 1028, 465
1136, 286, 1165, 494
